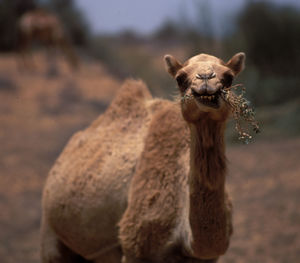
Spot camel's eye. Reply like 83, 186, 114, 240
176, 73, 189, 92
222, 73, 233, 87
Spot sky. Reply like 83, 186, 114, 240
74, 0, 300, 35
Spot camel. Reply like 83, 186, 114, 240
18, 9, 78, 70
41, 51, 246, 263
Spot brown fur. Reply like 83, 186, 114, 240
119, 103, 190, 260
120, 52, 244, 263
41, 52, 245, 263
18, 9, 79, 70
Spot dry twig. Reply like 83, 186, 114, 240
221, 84, 260, 144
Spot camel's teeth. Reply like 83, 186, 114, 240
204, 96, 207, 99
212, 95, 215, 99
200, 96, 203, 99
208, 96, 212, 101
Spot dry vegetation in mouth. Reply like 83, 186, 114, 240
221, 84, 260, 144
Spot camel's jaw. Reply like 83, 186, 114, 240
180, 91, 229, 122
192, 90, 221, 109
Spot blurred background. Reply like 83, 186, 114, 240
0, 0, 299, 262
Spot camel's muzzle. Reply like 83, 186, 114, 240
192, 89, 221, 108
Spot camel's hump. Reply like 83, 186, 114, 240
108, 79, 152, 117
89, 79, 152, 128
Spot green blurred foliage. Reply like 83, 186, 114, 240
227, 2, 300, 107
237, 2, 300, 76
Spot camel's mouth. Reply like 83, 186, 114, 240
192, 90, 220, 108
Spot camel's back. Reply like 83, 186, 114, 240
42, 79, 163, 258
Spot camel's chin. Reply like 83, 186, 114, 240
187, 98, 229, 122
181, 96, 225, 116
194, 98, 221, 112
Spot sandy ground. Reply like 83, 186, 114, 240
0, 53, 299, 263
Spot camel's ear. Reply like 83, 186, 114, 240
164, 54, 183, 77
226, 52, 246, 76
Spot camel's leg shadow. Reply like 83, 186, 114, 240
40, 217, 89, 263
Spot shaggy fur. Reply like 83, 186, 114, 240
41, 52, 245, 263
41, 79, 156, 262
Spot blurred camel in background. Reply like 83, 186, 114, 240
18, 9, 79, 71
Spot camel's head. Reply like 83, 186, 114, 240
164, 52, 245, 122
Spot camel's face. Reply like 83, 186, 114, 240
164, 52, 245, 122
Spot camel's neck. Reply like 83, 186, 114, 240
189, 119, 227, 191
188, 118, 228, 257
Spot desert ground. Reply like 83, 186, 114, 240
0, 53, 299, 263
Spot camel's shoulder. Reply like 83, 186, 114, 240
145, 101, 189, 150
125, 100, 190, 209
119, 102, 190, 257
